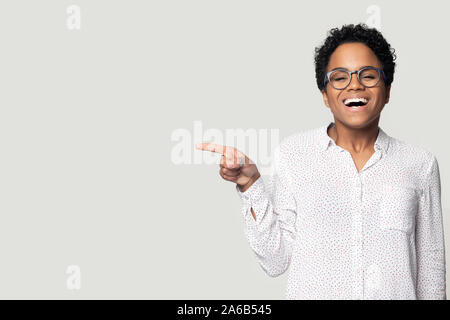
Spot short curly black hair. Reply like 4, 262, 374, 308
314, 23, 396, 91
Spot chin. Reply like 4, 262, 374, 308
336, 117, 372, 128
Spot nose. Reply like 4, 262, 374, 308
347, 72, 364, 90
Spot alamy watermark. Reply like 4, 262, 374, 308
171, 121, 280, 176
366, 5, 381, 30
66, 5, 81, 30
66, 265, 81, 290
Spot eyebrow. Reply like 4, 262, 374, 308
329, 65, 375, 72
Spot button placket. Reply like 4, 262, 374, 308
359, 174, 365, 298
349, 171, 364, 299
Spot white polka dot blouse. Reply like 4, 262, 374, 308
236, 122, 446, 300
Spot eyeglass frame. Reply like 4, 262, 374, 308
323, 66, 386, 90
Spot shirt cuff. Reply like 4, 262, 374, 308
235, 176, 265, 205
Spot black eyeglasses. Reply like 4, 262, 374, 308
323, 66, 386, 90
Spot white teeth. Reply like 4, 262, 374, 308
344, 97, 368, 106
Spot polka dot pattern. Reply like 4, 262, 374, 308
235, 122, 446, 300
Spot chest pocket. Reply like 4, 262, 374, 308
378, 185, 419, 234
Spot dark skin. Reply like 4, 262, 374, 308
321, 42, 391, 172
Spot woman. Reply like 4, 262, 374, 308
196, 24, 446, 300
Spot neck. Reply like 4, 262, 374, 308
328, 119, 380, 154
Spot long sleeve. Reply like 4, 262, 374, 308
235, 144, 297, 277
415, 156, 446, 299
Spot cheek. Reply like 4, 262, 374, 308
330, 95, 342, 107
373, 88, 386, 101
372, 93, 386, 107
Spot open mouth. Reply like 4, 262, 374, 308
343, 97, 369, 108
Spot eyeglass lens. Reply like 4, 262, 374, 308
329, 68, 380, 89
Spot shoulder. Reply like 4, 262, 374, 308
388, 135, 438, 186
271, 126, 325, 172
389, 135, 436, 164
277, 125, 324, 155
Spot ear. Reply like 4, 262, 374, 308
384, 85, 391, 104
321, 89, 330, 108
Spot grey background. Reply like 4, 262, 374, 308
0, 0, 448, 299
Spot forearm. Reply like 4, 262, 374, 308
236, 175, 296, 277
238, 173, 261, 221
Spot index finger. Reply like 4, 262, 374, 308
195, 143, 226, 155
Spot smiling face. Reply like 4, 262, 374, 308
321, 42, 391, 129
